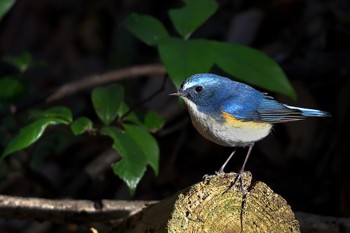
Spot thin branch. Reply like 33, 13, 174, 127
0, 194, 155, 223
46, 64, 166, 103
121, 76, 168, 119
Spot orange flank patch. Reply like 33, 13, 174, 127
221, 111, 269, 128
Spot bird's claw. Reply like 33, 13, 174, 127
224, 171, 252, 194
202, 173, 216, 181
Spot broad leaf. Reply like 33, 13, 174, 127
70, 117, 93, 135
2, 118, 68, 159
144, 110, 165, 132
160, 38, 295, 98
117, 101, 142, 125
0, 0, 16, 22
210, 41, 296, 99
32, 106, 73, 123
92, 84, 124, 126
2, 52, 31, 73
0, 76, 23, 100
124, 124, 159, 175
169, 0, 218, 39
124, 13, 169, 46
101, 127, 147, 195
158, 37, 214, 87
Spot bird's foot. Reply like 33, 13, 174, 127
202, 169, 227, 182
202, 173, 217, 181
216, 168, 225, 175
224, 171, 252, 194
215, 169, 226, 175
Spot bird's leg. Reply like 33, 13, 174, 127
226, 143, 255, 193
204, 149, 236, 181
217, 149, 236, 174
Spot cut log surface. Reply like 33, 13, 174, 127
112, 172, 300, 233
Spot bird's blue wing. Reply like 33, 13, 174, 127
220, 86, 264, 122
218, 79, 317, 123
221, 91, 306, 123
219, 80, 328, 123
256, 98, 306, 123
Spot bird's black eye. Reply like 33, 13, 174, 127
195, 86, 203, 93
180, 81, 185, 89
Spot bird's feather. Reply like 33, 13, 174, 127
222, 95, 330, 123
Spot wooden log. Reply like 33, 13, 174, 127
112, 172, 300, 232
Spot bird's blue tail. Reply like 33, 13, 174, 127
284, 105, 331, 117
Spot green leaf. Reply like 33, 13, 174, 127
159, 38, 295, 98
117, 101, 142, 125
124, 124, 159, 175
2, 52, 32, 73
70, 117, 93, 136
1, 118, 68, 159
158, 37, 214, 87
101, 127, 147, 195
92, 84, 124, 126
124, 13, 169, 46
0, 0, 16, 22
0, 76, 23, 100
32, 106, 73, 123
144, 111, 165, 132
169, 0, 218, 39
211, 41, 296, 99
117, 101, 130, 116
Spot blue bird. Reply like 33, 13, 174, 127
171, 73, 330, 188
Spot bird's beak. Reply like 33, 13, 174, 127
169, 91, 187, 97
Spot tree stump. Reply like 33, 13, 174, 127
111, 172, 300, 232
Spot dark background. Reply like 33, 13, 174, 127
0, 0, 349, 232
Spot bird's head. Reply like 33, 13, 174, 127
170, 73, 234, 108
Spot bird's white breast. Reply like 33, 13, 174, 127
183, 99, 272, 147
